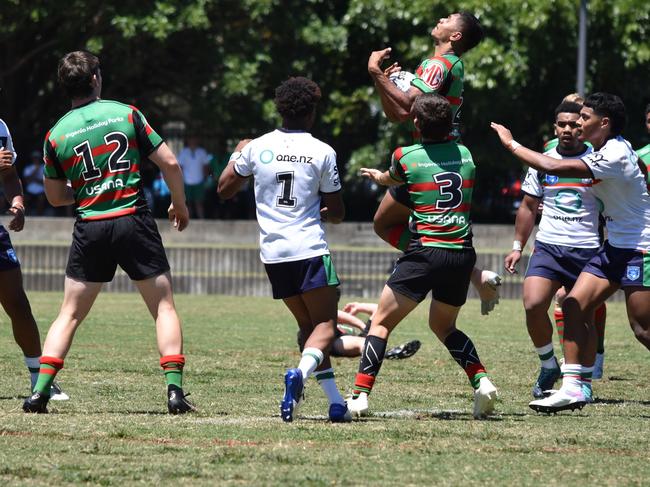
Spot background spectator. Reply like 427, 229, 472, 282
22, 150, 47, 215
177, 136, 210, 219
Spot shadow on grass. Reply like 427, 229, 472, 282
306, 409, 522, 422
593, 397, 650, 407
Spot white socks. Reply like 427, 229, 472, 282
24, 356, 40, 389
535, 343, 557, 369
314, 368, 345, 405
298, 348, 323, 381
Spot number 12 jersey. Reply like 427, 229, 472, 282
233, 129, 341, 263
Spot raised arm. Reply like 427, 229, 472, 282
491, 122, 591, 178
368, 48, 421, 122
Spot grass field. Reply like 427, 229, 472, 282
0, 293, 648, 486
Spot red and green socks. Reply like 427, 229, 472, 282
33, 356, 64, 396
554, 308, 564, 346
160, 354, 185, 390
352, 335, 387, 398
444, 330, 488, 389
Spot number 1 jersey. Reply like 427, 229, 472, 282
233, 129, 341, 263
43, 99, 163, 220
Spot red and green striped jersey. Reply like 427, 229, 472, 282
412, 54, 464, 139
388, 141, 475, 249
43, 99, 163, 220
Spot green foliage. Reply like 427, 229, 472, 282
1, 1, 649, 221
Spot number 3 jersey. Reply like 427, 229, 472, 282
233, 129, 341, 263
521, 145, 601, 248
388, 141, 475, 250
43, 100, 163, 220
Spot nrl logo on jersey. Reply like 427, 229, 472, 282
545, 175, 559, 185
85, 179, 124, 196
626, 265, 641, 281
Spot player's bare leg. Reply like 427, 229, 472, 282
0, 267, 68, 399
530, 273, 617, 413
282, 286, 348, 421
523, 277, 562, 397
136, 272, 194, 414
428, 299, 497, 418
23, 277, 102, 413
349, 286, 418, 416
331, 336, 365, 357
42, 277, 103, 359
136, 272, 182, 357
0, 267, 41, 357
624, 287, 650, 350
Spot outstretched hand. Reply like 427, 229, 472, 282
490, 122, 514, 148
359, 167, 384, 183
368, 47, 392, 75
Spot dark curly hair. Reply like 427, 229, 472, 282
554, 101, 583, 118
584, 92, 627, 136
274, 77, 321, 122
58, 50, 100, 99
412, 93, 452, 141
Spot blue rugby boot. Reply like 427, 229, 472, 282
532, 358, 561, 399
328, 402, 352, 423
281, 368, 304, 422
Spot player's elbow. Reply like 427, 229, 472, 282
45, 194, 68, 207
392, 110, 411, 123
217, 178, 237, 200
373, 219, 389, 241
327, 208, 345, 224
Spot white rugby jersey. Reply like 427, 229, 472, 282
522, 145, 600, 248
0, 119, 16, 164
234, 129, 341, 263
581, 136, 650, 250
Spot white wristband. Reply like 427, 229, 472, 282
509, 140, 522, 152
512, 240, 523, 252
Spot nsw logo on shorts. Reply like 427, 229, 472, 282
6, 249, 18, 263
626, 265, 641, 281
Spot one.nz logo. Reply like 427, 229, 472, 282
260, 150, 274, 164
626, 265, 641, 281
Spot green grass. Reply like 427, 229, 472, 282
0, 293, 648, 486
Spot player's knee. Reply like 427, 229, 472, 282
629, 319, 650, 347
522, 297, 548, 315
